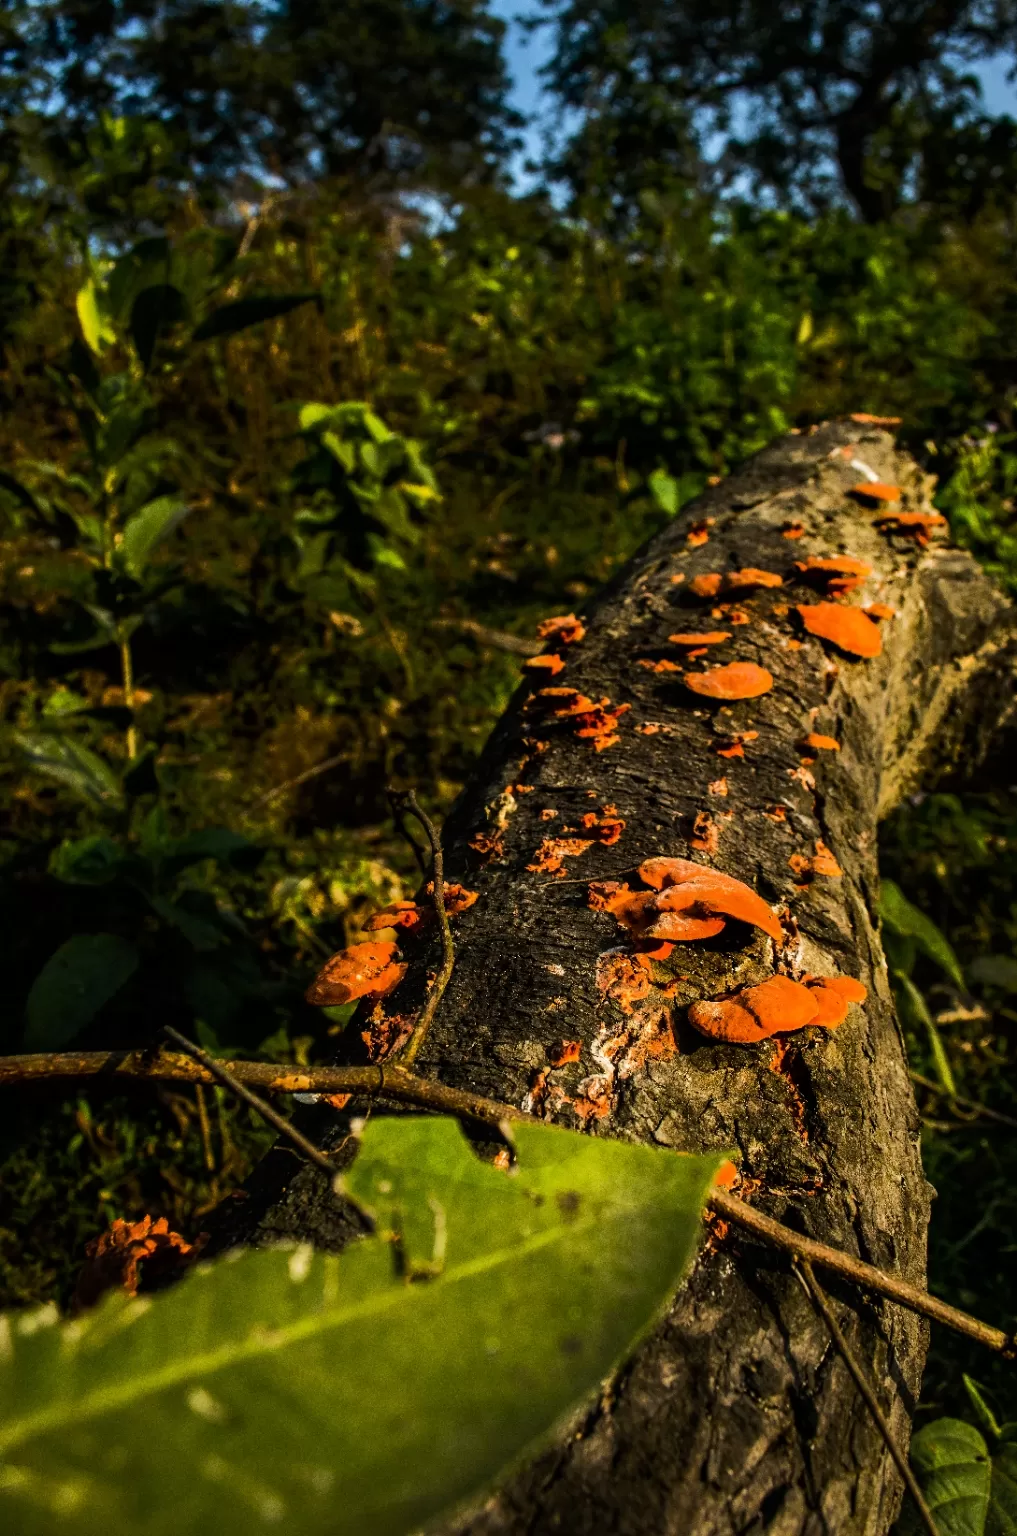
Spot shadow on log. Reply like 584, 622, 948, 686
209, 420, 1017, 1535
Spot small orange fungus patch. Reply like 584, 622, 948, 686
528, 836, 594, 877
850, 412, 902, 426
874, 509, 947, 546
865, 602, 896, 620
669, 630, 731, 646
803, 973, 868, 1027
724, 567, 784, 591
75, 1216, 199, 1309
690, 810, 719, 855
687, 519, 713, 547
306, 941, 407, 1007
536, 613, 586, 646
789, 840, 843, 879
802, 732, 840, 752
469, 829, 504, 863
849, 481, 901, 503
795, 555, 873, 596
712, 1160, 740, 1190
524, 652, 566, 677
690, 573, 724, 598
639, 656, 683, 673
580, 804, 626, 844
592, 857, 782, 946
596, 950, 654, 1013
684, 661, 774, 700
782, 522, 806, 539
549, 1039, 582, 1067
796, 602, 882, 658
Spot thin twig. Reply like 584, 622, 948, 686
0, 1049, 528, 1132
390, 790, 454, 1066
387, 789, 431, 878
794, 1259, 939, 1536
709, 1188, 1015, 1357
909, 1070, 1017, 1130
161, 1027, 336, 1176
432, 618, 541, 656
2, 1044, 1015, 1356
246, 753, 345, 813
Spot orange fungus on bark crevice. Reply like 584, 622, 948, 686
796, 602, 883, 658
684, 661, 774, 700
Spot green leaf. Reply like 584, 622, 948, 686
158, 827, 261, 875
965, 1378, 1004, 1441
878, 879, 965, 989
968, 955, 1017, 992
14, 733, 123, 809
192, 292, 319, 342
118, 495, 189, 577
146, 894, 230, 952
906, 1419, 991, 1536
75, 281, 111, 355
648, 467, 680, 514
23, 934, 139, 1050
0, 1119, 724, 1536
129, 284, 189, 371
297, 401, 334, 432
40, 688, 90, 720
48, 836, 133, 886
894, 972, 957, 1098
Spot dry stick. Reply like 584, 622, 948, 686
387, 788, 431, 879
390, 789, 454, 1067
246, 753, 345, 813
909, 1070, 1017, 1131
194, 1083, 216, 1173
709, 1187, 1015, 1357
432, 618, 541, 656
794, 1258, 940, 1536
2, 1046, 1012, 1357
161, 1027, 337, 1177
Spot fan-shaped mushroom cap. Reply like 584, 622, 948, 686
849, 481, 901, 502
684, 661, 774, 699
305, 940, 407, 1007
821, 975, 867, 1002
796, 602, 883, 658
645, 911, 727, 941
689, 573, 724, 598
724, 567, 784, 590
642, 864, 783, 942
524, 653, 566, 676
687, 997, 766, 1043
804, 984, 850, 1027
536, 613, 586, 645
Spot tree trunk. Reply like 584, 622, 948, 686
211, 420, 1017, 1535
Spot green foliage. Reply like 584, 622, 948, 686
23, 935, 140, 1051
0, 1118, 724, 1536
904, 1380, 1017, 1536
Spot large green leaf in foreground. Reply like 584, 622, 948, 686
904, 1415, 1017, 1536
0, 1119, 725, 1536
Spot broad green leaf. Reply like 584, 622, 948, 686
0, 1118, 724, 1536
905, 1419, 991, 1536
906, 1416, 1017, 1536
106, 238, 172, 324
878, 880, 965, 989
118, 495, 189, 577
23, 934, 139, 1050
14, 733, 123, 809
146, 893, 230, 952
41, 688, 90, 719
129, 284, 189, 371
297, 401, 334, 432
192, 292, 319, 342
48, 836, 134, 886
894, 972, 957, 1098
321, 428, 357, 473
965, 1378, 1004, 1441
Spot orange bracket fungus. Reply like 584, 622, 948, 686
794, 555, 873, 596
523, 653, 566, 677
689, 573, 724, 599
684, 661, 774, 700
874, 509, 948, 546
365, 883, 478, 936
789, 841, 843, 879
849, 481, 901, 503
849, 412, 902, 426
536, 613, 586, 646
305, 940, 408, 1006
801, 732, 840, 752
687, 519, 713, 547
668, 630, 732, 647
796, 602, 883, 658
687, 971, 866, 1044
591, 856, 783, 948
723, 567, 785, 592
865, 602, 896, 620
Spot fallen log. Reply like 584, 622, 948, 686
210, 419, 1017, 1535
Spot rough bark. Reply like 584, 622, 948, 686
210, 420, 1017, 1535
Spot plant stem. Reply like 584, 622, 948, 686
389, 788, 454, 1066
119, 631, 138, 760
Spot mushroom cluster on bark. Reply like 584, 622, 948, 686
208, 421, 1017, 1536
